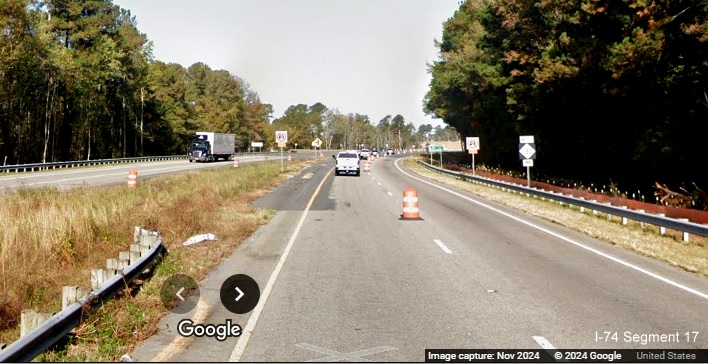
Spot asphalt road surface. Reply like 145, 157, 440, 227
0, 152, 317, 191
131, 154, 708, 362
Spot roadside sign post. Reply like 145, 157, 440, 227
429, 145, 444, 166
251, 141, 263, 153
276, 131, 288, 173
311, 138, 322, 159
519, 135, 536, 187
466, 137, 480, 175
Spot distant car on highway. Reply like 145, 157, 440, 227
371, 149, 379, 157
386, 148, 394, 156
360, 149, 370, 160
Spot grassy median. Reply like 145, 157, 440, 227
404, 158, 708, 277
0, 158, 317, 361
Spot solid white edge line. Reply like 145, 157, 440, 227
394, 159, 708, 301
229, 168, 334, 362
387, 192, 393, 196
532, 336, 556, 350
433, 239, 453, 254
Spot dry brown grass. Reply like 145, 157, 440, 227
0, 158, 319, 359
405, 159, 708, 277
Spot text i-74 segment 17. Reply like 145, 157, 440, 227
594, 331, 700, 345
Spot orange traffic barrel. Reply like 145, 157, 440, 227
233, 157, 239, 167
364, 161, 371, 172
401, 188, 421, 219
287, 153, 292, 161
127, 170, 138, 188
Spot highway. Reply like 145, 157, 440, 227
130, 154, 708, 362
0, 153, 317, 191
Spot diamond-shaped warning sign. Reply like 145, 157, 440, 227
519, 143, 536, 159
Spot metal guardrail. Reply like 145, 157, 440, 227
0, 155, 188, 173
418, 161, 708, 238
0, 233, 165, 362
0, 151, 292, 173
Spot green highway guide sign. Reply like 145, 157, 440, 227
429, 145, 444, 152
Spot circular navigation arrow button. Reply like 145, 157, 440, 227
220, 274, 260, 314
160, 274, 200, 314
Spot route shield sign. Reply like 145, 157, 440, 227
275, 131, 288, 144
519, 143, 536, 159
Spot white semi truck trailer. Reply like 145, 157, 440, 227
189, 132, 236, 162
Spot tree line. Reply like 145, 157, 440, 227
425, 0, 708, 197
0, 0, 459, 165
0, 0, 272, 164
270, 103, 459, 151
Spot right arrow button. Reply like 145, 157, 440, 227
220, 274, 260, 314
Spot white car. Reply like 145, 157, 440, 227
360, 149, 370, 160
333, 151, 361, 176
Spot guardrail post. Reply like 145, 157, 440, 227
117, 259, 130, 270
91, 268, 102, 289
107, 258, 118, 270
590, 200, 597, 215
579, 198, 585, 213
129, 252, 141, 265
119, 251, 130, 261
91, 268, 116, 289
62, 286, 90, 310
20, 310, 53, 337
139, 235, 158, 249
130, 244, 141, 253
620, 206, 628, 225
678, 218, 690, 242
103, 269, 116, 284
636, 210, 645, 228
657, 214, 666, 235
604, 203, 613, 221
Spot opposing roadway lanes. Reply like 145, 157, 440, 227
0, 152, 315, 191
134, 154, 708, 362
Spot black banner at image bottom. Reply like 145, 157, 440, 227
425, 349, 708, 363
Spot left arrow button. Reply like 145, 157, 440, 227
160, 274, 199, 314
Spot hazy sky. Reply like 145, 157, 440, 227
111, 0, 462, 128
